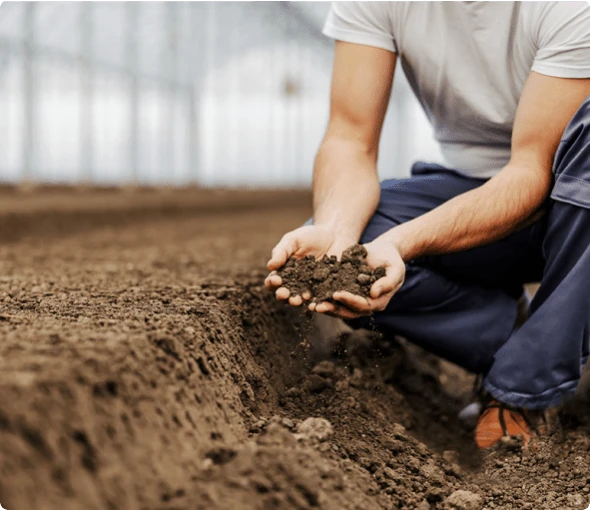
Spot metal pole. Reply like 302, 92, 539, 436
164, 2, 178, 184
284, 20, 294, 185
295, 38, 310, 187
126, 2, 139, 183
203, 1, 216, 185
273, 32, 283, 184
187, 3, 199, 185
266, 30, 275, 184
187, 85, 197, 185
80, 2, 94, 183
228, 4, 240, 185
294, 38, 303, 185
22, 2, 36, 182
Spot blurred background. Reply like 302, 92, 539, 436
0, 1, 442, 188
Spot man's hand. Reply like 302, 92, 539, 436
309, 236, 406, 319
266, 41, 396, 311
264, 225, 356, 306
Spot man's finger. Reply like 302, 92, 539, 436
373, 295, 394, 312
275, 287, 291, 300
370, 267, 403, 299
265, 272, 282, 290
314, 301, 337, 314
268, 274, 282, 287
370, 277, 395, 299
323, 308, 363, 320
332, 291, 372, 313
302, 291, 312, 301
313, 300, 363, 319
333, 305, 366, 319
267, 236, 297, 270
289, 295, 303, 307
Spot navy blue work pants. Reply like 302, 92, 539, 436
351, 96, 590, 409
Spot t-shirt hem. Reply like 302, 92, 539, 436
322, 25, 396, 53
531, 63, 590, 79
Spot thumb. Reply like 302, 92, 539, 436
370, 265, 403, 298
267, 235, 297, 270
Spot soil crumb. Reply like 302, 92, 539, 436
277, 244, 386, 302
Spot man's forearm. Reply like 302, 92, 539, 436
313, 137, 381, 248
381, 162, 552, 261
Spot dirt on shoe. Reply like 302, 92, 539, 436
276, 244, 386, 302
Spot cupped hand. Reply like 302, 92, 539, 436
264, 225, 353, 307
309, 237, 406, 319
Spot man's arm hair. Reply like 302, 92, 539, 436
384, 72, 590, 261
313, 41, 396, 248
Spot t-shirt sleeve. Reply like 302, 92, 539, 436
322, 2, 396, 53
531, 1, 590, 78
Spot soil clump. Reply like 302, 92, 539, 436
277, 244, 386, 302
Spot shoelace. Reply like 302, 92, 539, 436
482, 401, 553, 437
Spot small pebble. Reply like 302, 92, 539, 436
444, 490, 483, 510
297, 417, 334, 442
357, 273, 371, 285
281, 417, 295, 429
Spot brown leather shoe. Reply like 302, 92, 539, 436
475, 400, 554, 449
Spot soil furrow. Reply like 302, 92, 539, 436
0, 191, 588, 510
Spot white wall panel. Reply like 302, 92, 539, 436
92, 72, 132, 183
35, 59, 82, 182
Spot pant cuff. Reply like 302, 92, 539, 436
482, 377, 581, 410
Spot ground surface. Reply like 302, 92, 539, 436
0, 188, 588, 510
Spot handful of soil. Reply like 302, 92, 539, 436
276, 244, 386, 303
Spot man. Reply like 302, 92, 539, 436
265, 2, 590, 449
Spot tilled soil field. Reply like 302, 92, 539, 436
0, 188, 589, 510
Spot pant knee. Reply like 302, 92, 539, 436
551, 95, 590, 209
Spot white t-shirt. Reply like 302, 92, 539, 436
323, 2, 590, 178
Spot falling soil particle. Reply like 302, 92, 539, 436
276, 244, 386, 302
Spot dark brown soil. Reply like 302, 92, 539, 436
0, 188, 589, 510
277, 245, 386, 302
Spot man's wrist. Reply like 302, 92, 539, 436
378, 225, 422, 262
313, 221, 359, 247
